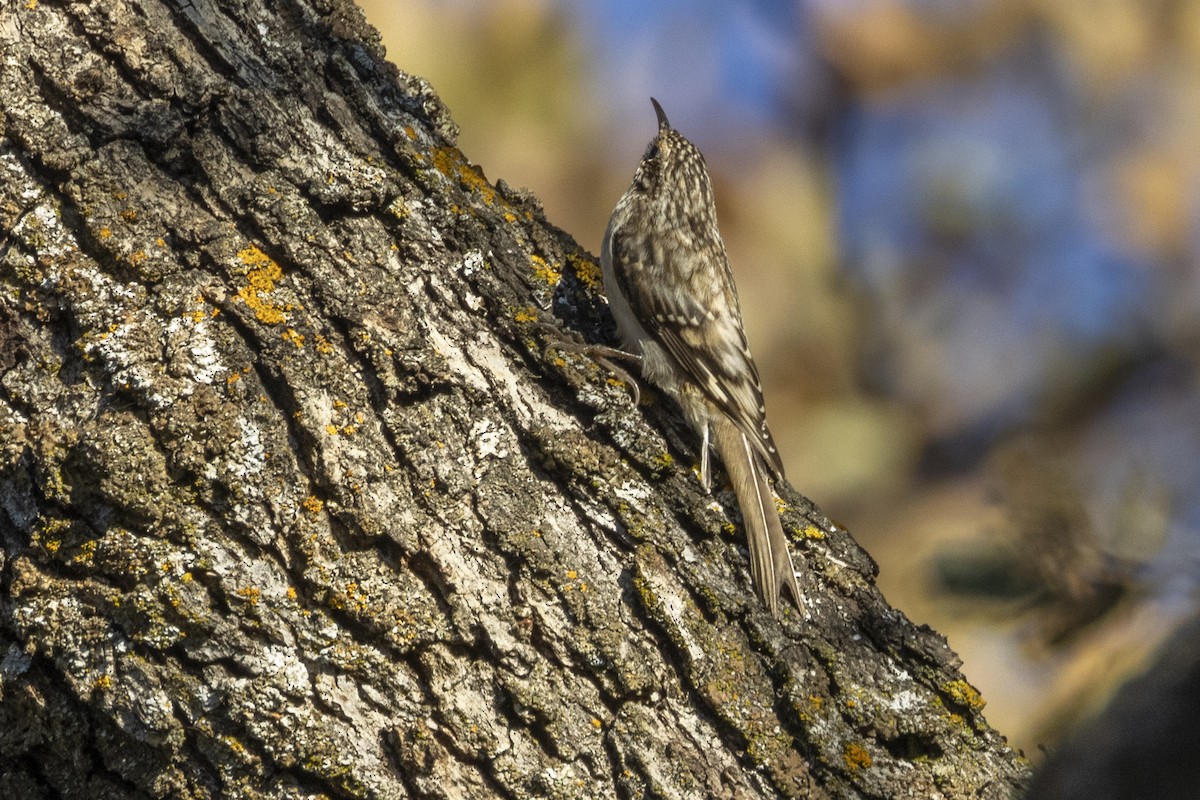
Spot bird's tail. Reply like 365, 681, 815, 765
711, 416, 802, 617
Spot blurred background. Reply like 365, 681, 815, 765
360, 0, 1200, 760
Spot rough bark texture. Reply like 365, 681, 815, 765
0, 1, 1030, 798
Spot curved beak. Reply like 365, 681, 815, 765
650, 97, 671, 132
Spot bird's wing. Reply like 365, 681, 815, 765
609, 226, 785, 478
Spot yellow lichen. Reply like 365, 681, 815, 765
237, 587, 261, 606
944, 679, 986, 710
302, 495, 324, 514
606, 376, 631, 394
568, 253, 603, 290
802, 525, 826, 540
513, 306, 539, 323
235, 244, 289, 324
843, 742, 872, 770
73, 540, 96, 565
281, 328, 304, 348
341, 582, 369, 613
530, 254, 561, 285
431, 146, 498, 205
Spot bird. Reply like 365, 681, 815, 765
599, 97, 802, 617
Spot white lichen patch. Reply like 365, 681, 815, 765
458, 249, 484, 278
659, 591, 706, 664
12, 201, 76, 264
612, 479, 653, 510
423, 318, 488, 393
165, 315, 227, 385
0, 148, 43, 202
889, 689, 925, 714
201, 415, 266, 492
259, 644, 310, 696
288, 110, 389, 197
233, 416, 267, 477
468, 332, 576, 435
471, 418, 509, 461
99, 341, 164, 407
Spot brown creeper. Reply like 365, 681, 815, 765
601, 98, 802, 617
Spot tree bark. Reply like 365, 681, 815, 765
0, 1, 1030, 797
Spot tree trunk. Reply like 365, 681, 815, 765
0, 1, 1030, 797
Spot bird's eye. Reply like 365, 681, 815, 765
644, 142, 659, 161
